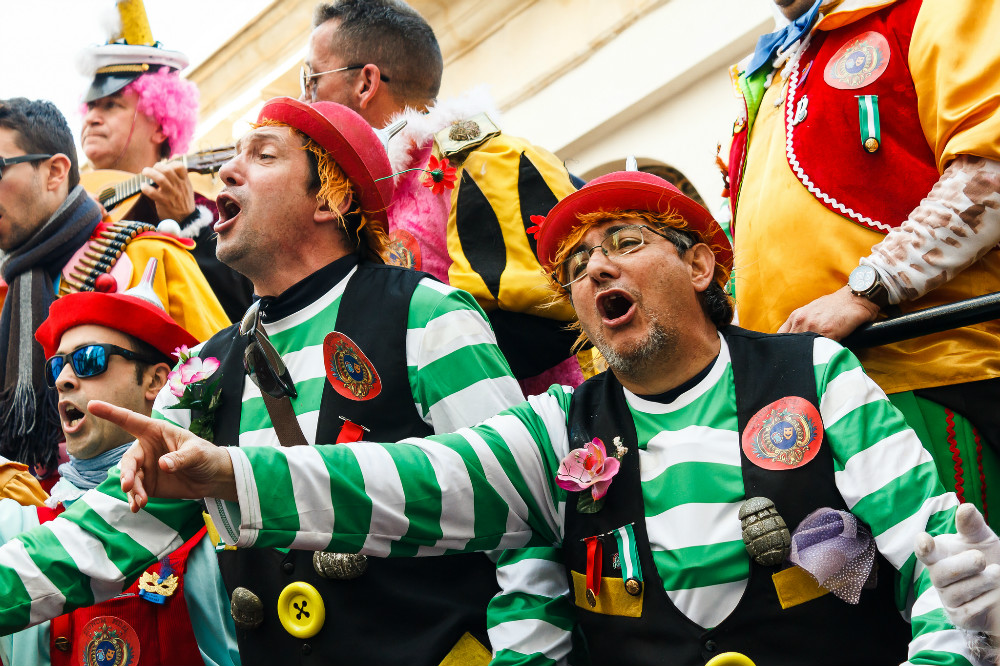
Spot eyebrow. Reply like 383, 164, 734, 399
234, 129, 287, 154
571, 224, 633, 253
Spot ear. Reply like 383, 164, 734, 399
314, 191, 352, 224
44, 154, 72, 193
355, 64, 386, 111
687, 243, 717, 293
144, 363, 171, 402
150, 125, 168, 148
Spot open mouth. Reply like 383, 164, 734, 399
216, 193, 242, 225
59, 402, 86, 432
596, 289, 636, 324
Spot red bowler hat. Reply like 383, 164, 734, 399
35, 292, 197, 361
535, 170, 733, 272
257, 97, 394, 228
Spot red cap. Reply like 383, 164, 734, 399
535, 171, 733, 272
257, 97, 394, 229
35, 292, 197, 360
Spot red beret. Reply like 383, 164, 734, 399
535, 171, 733, 272
257, 97, 394, 230
35, 292, 197, 360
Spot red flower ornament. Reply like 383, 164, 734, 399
422, 155, 458, 195
526, 215, 546, 239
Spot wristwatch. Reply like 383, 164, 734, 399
848, 265, 889, 309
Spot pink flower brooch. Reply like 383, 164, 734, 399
556, 436, 627, 513
166, 346, 222, 440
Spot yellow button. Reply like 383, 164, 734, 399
277, 582, 326, 639
705, 652, 756, 666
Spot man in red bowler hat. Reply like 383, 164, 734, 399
106, 167, 979, 665
0, 269, 237, 666
0, 98, 523, 666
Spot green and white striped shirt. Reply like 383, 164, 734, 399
0, 264, 573, 666
215, 334, 974, 665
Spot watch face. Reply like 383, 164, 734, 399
849, 265, 877, 292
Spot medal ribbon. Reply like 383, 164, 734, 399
336, 418, 367, 444
613, 523, 642, 585
584, 535, 603, 600
856, 94, 881, 152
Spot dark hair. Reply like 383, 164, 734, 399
0, 98, 80, 189
313, 0, 443, 105
649, 223, 735, 328
124, 334, 172, 385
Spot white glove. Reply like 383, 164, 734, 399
915, 503, 1000, 634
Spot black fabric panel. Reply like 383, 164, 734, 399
563, 329, 911, 665
455, 171, 505, 300
314, 262, 434, 445
517, 152, 560, 259
488, 307, 578, 380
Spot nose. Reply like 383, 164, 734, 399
55, 361, 79, 392
83, 105, 101, 126
219, 154, 243, 186
585, 245, 620, 281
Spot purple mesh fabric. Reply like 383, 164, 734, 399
788, 508, 876, 604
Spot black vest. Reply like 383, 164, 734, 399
203, 262, 499, 666
563, 327, 910, 665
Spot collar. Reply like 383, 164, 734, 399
258, 254, 360, 322
634, 353, 720, 405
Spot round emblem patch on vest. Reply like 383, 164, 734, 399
741, 396, 823, 470
385, 228, 422, 270
323, 332, 382, 401
824, 31, 890, 90
81, 616, 140, 666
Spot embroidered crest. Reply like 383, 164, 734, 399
824, 31, 890, 90
323, 332, 382, 401
82, 617, 140, 666
741, 397, 823, 470
385, 228, 422, 270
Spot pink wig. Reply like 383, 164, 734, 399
124, 67, 199, 156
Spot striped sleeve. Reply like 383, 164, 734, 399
406, 278, 524, 434
0, 471, 205, 634
814, 337, 974, 665
488, 546, 576, 666
214, 387, 573, 552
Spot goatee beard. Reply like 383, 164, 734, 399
594, 319, 674, 381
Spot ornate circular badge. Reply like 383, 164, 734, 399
385, 228, 422, 270
824, 31, 891, 90
741, 396, 823, 470
81, 616, 140, 666
323, 331, 382, 401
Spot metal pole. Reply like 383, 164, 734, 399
842, 291, 1000, 350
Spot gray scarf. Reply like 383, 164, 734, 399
0, 186, 102, 469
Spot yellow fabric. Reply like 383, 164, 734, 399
570, 570, 643, 617
446, 135, 577, 322
438, 632, 491, 666
0, 461, 47, 506
734, 2, 1000, 394
125, 236, 230, 342
772, 565, 830, 609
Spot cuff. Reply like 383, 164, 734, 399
205, 447, 257, 547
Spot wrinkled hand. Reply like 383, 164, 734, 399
140, 162, 196, 224
88, 400, 237, 512
915, 503, 1000, 634
777, 285, 879, 340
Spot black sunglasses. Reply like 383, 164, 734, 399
45, 343, 160, 388
0, 154, 52, 180
239, 300, 297, 399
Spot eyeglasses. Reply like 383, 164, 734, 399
239, 300, 297, 399
554, 224, 687, 289
0, 154, 52, 180
299, 64, 391, 101
45, 343, 160, 388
